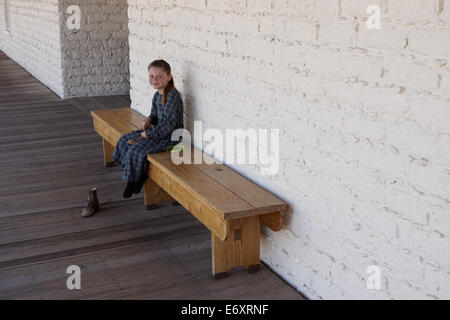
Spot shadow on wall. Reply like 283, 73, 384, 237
180, 60, 195, 135
178, 58, 296, 234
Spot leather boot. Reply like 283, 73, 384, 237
82, 188, 100, 217
123, 182, 134, 198
132, 174, 147, 194
133, 161, 148, 194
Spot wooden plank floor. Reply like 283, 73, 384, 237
0, 50, 305, 300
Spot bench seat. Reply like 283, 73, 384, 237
90, 107, 287, 279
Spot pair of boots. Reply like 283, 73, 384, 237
82, 188, 100, 217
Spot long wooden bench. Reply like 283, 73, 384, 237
90, 107, 288, 279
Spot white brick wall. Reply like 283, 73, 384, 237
0, 0, 64, 96
0, 0, 130, 98
129, 0, 450, 299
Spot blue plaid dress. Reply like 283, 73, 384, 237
112, 89, 184, 183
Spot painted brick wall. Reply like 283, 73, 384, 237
0, 0, 130, 98
135, 0, 449, 299
59, 0, 130, 98
0, 0, 64, 97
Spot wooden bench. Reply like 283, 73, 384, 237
90, 108, 288, 279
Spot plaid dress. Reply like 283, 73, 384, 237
112, 89, 184, 183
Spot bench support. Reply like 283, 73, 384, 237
91, 109, 287, 280
211, 215, 261, 279
144, 176, 175, 209
102, 138, 116, 167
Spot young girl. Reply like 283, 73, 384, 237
112, 59, 184, 198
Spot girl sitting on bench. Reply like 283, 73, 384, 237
112, 59, 184, 198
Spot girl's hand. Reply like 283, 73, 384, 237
140, 118, 151, 130
141, 130, 147, 138
127, 139, 137, 146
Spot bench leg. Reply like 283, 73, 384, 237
143, 177, 173, 209
102, 138, 116, 167
211, 215, 260, 279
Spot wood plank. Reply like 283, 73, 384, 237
152, 142, 287, 210
196, 151, 287, 213
211, 215, 260, 276
147, 155, 255, 219
91, 109, 140, 134
111, 108, 147, 128
148, 160, 229, 241
92, 116, 123, 147
0, 214, 203, 270
102, 138, 115, 166
0, 199, 169, 244
149, 142, 287, 219
260, 211, 284, 232
143, 176, 173, 207
92, 109, 285, 227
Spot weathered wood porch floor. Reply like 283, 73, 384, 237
0, 51, 305, 300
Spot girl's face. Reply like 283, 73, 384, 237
148, 67, 172, 91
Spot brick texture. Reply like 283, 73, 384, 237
59, 0, 130, 98
0, 0, 64, 96
0, 0, 130, 98
128, 0, 450, 299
